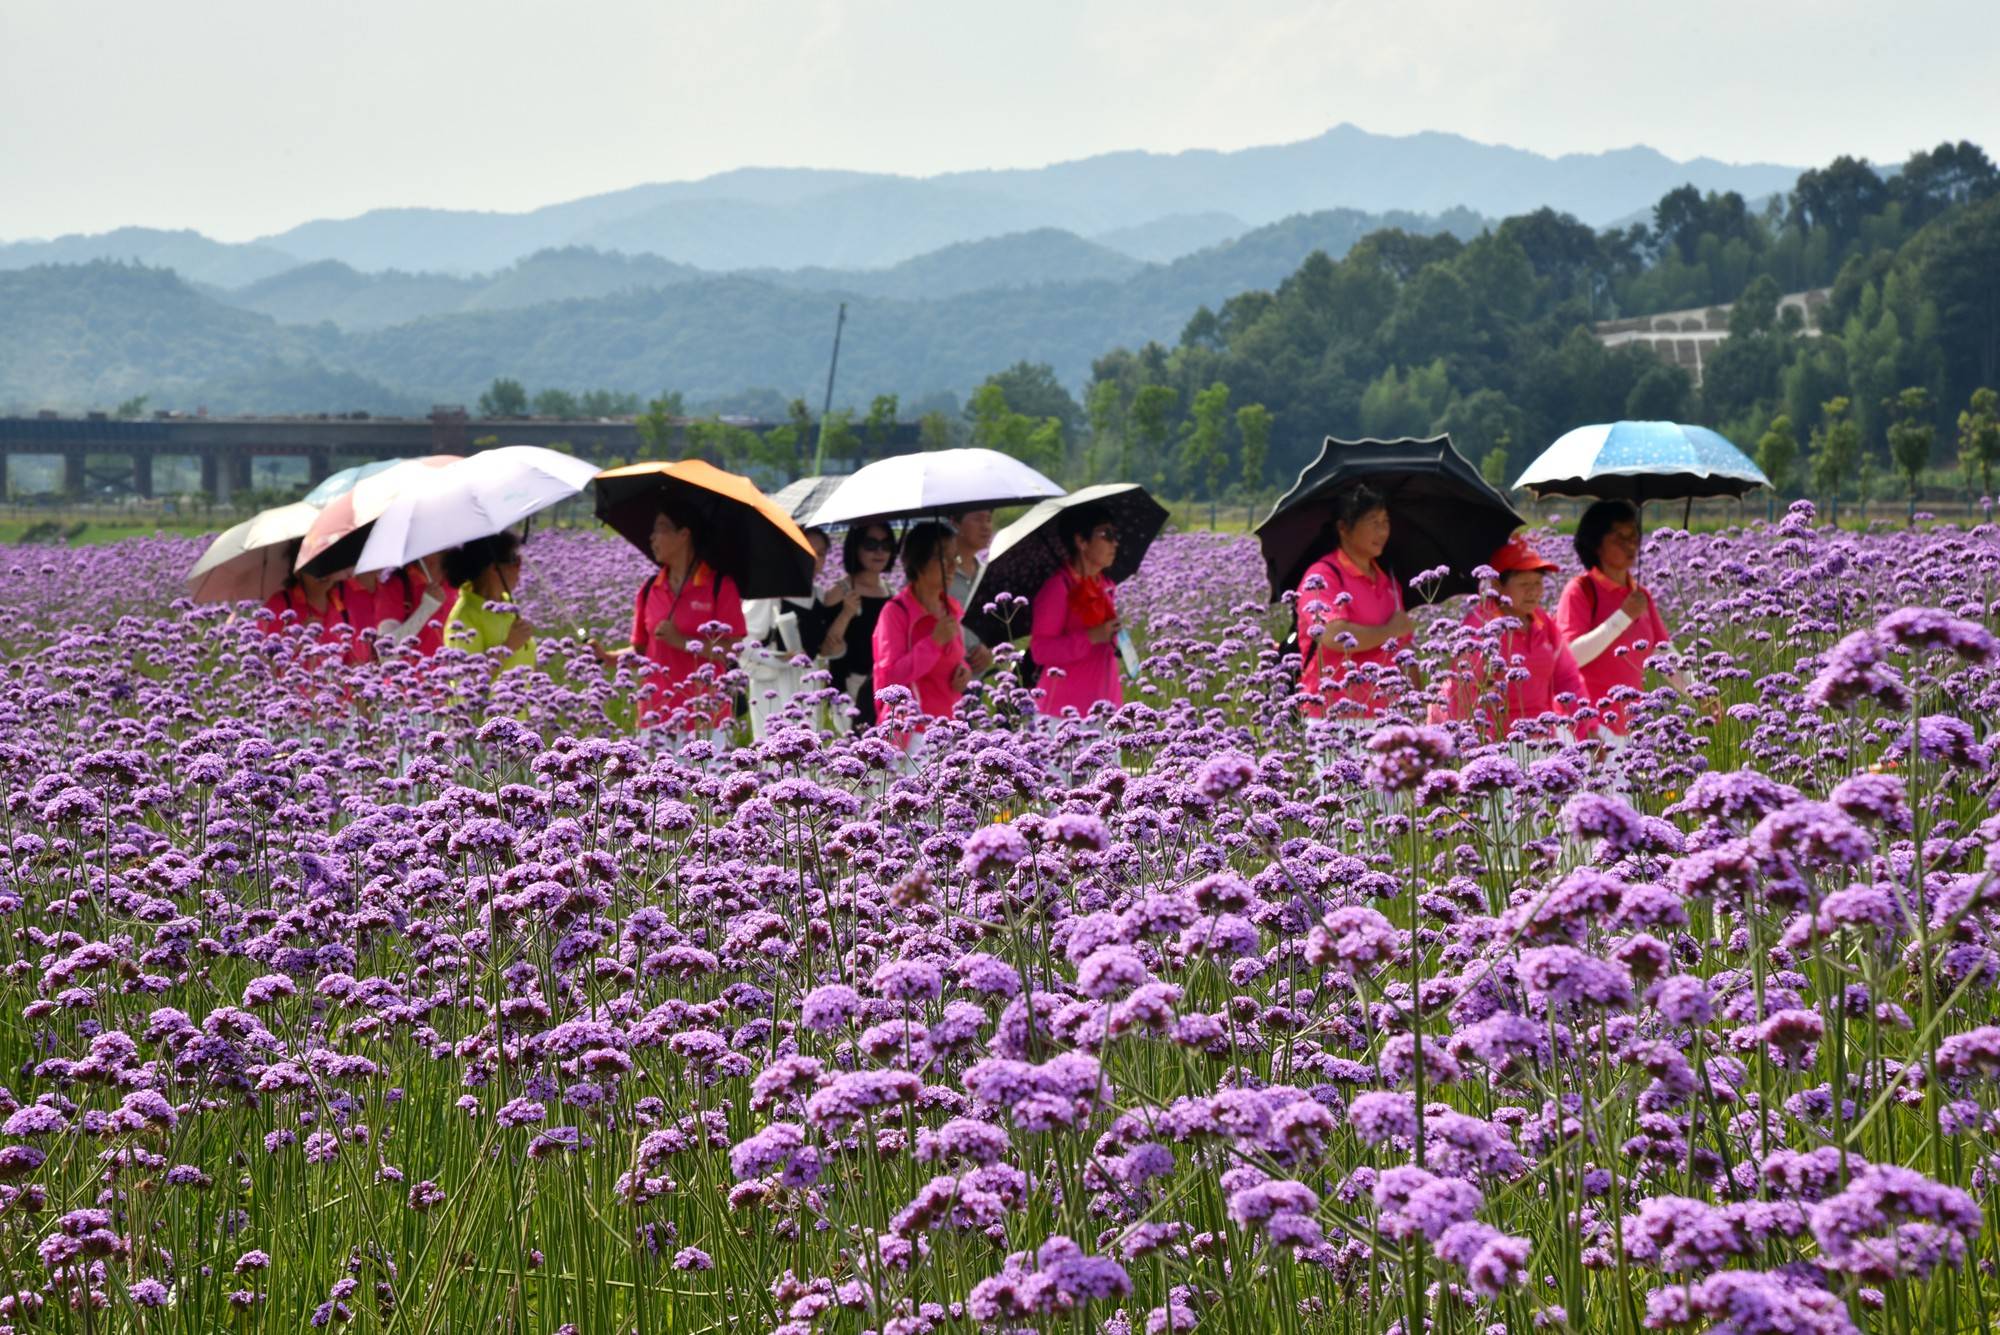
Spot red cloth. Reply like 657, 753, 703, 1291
630, 564, 746, 730
872, 587, 967, 726
1295, 548, 1406, 719
1555, 568, 1672, 735
262, 583, 355, 655
1448, 600, 1587, 739
1031, 567, 1121, 717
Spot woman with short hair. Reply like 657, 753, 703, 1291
1555, 498, 1712, 733
441, 531, 535, 670
1028, 502, 1124, 716
624, 502, 746, 731
822, 522, 898, 728
1294, 485, 1416, 718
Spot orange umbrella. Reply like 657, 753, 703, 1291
295, 454, 460, 574
594, 459, 819, 599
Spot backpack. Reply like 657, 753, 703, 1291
1279, 556, 1400, 671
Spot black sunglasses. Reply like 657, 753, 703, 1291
858, 536, 895, 552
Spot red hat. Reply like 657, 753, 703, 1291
1489, 535, 1559, 575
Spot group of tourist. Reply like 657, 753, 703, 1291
259, 496, 1130, 738
1297, 488, 1703, 736
263, 472, 1692, 743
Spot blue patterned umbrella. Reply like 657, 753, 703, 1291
1513, 421, 1768, 501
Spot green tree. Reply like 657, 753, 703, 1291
1885, 386, 1935, 521
1755, 414, 1798, 519
918, 410, 954, 452
1480, 446, 1511, 492
477, 377, 529, 417
1236, 402, 1272, 499
1359, 360, 1451, 439
817, 409, 858, 469
113, 394, 149, 420
578, 388, 641, 417
634, 391, 685, 459
968, 383, 1012, 452
1811, 396, 1861, 524
1086, 381, 1126, 483
532, 388, 580, 419
1184, 381, 1233, 524
977, 361, 1084, 440
749, 424, 799, 477
1127, 385, 1178, 480
1957, 386, 2000, 498
864, 394, 900, 457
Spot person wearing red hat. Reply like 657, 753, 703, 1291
1444, 535, 1587, 740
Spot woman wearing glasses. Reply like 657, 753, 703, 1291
622, 503, 746, 731
823, 522, 898, 727
1029, 504, 1125, 717
440, 531, 536, 669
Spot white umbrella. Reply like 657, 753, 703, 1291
186, 501, 321, 604
804, 449, 1063, 528
294, 454, 460, 573
353, 446, 600, 572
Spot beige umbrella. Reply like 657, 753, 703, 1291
186, 501, 321, 604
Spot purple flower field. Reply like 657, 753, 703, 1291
0, 506, 1997, 1334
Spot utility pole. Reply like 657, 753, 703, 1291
811, 302, 847, 474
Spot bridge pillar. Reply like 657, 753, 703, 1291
132, 451, 154, 499
205, 452, 251, 504
62, 448, 85, 498
306, 448, 333, 486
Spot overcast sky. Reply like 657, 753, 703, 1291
3, 0, 1994, 242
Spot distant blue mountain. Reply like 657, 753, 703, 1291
238, 123, 1798, 275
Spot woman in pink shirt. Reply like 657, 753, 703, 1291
1554, 499, 1711, 734
873, 521, 970, 726
1447, 535, 1586, 739
1295, 485, 1416, 719
1029, 503, 1124, 717
262, 557, 355, 653
620, 504, 747, 731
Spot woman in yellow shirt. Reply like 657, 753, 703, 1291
441, 532, 536, 669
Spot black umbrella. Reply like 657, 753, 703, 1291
1256, 435, 1525, 604
964, 483, 1169, 644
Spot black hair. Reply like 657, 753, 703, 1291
842, 522, 899, 576
443, 532, 519, 588
1333, 484, 1389, 534
1573, 498, 1640, 570
1056, 503, 1115, 559
900, 521, 954, 582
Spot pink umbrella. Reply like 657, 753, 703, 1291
294, 454, 460, 574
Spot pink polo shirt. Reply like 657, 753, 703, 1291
1451, 600, 1587, 739
1296, 548, 1406, 719
873, 588, 967, 723
1030, 567, 1122, 717
1555, 568, 1671, 734
631, 564, 746, 730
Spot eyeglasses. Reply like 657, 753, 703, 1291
1091, 526, 1122, 543
858, 536, 895, 552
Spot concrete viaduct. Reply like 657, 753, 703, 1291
0, 409, 650, 502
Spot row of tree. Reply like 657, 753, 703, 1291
460, 141, 2000, 519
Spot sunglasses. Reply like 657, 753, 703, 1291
1091, 526, 1122, 542
858, 536, 895, 552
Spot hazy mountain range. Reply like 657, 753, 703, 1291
0, 123, 1804, 414
3, 123, 1798, 280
